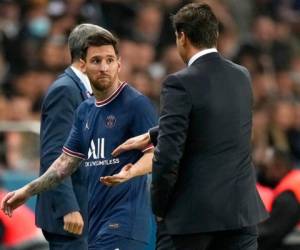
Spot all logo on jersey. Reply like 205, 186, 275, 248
105, 115, 116, 128
88, 138, 105, 159
85, 138, 120, 167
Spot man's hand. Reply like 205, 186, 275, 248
100, 164, 133, 186
112, 133, 151, 157
63, 211, 84, 235
1, 187, 30, 217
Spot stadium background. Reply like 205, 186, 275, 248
0, 0, 300, 249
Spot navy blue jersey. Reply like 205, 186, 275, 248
63, 82, 157, 246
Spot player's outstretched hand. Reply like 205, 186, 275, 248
100, 164, 134, 186
1, 187, 29, 217
111, 133, 151, 157
63, 211, 84, 235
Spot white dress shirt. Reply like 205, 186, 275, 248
71, 66, 93, 94
188, 48, 218, 67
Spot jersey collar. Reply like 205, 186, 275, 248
95, 82, 127, 107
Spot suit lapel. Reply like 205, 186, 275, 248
65, 67, 90, 100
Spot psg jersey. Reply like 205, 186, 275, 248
63, 82, 157, 246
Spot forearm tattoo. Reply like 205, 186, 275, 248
26, 153, 82, 196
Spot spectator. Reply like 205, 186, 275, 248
0, 187, 48, 250
258, 149, 300, 250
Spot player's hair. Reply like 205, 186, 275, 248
68, 24, 111, 62
171, 3, 219, 48
80, 32, 119, 60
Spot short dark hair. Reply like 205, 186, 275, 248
80, 32, 119, 60
68, 24, 110, 62
172, 3, 219, 48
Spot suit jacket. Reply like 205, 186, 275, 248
151, 52, 268, 235
36, 67, 89, 237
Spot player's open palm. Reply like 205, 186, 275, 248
100, 164, 133, 186
63, 211, 84, 235
1, 187, 29, 217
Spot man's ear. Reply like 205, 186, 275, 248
79, 58, 86, 73
117, 56, 121, 73
178, 31, 187, 47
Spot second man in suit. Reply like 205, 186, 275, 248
36, 24, 107, 250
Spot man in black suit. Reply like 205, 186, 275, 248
105, 3, 268, 250
36, 24, 108, 250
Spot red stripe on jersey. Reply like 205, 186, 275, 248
95, 82, 127, 107
63, 147, 86, 160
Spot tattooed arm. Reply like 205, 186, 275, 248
0, 153, 82, 217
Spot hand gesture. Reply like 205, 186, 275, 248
1, 187, 29, 217
100, 164, 134, 186
112, 133, 151, 157
63, 211, 84, 235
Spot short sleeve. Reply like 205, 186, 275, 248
130, 95, 158, 151
63, 106, 86, 159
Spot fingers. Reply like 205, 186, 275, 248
65, 222, 83, 235
112, 134, 150, 156
63, 221, 73, 234
112, 144, 132, 157
123, 164, 133, 171
64, 221, 83, 235
100, 177, 113, 186
1, 192, 12, 210
77, 223, 83, 235
100, 163, 133, 186
63, 212, 84, 235
7, 207, 12, 217
1, 192, 15, 209
111, 145, 123, 157
1, 192, 15, 217
3, 205, 12, 217
100, 176, 122, 186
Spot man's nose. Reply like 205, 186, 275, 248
99, 62, 109, 71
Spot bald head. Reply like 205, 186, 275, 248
68, 23, 112, 62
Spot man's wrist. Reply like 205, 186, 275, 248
22, 185, 31, 199
140, 132, 152, 152
142, 143, 154, 153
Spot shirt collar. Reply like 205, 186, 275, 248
188, 48, 218, 67
70, 66, 93, 94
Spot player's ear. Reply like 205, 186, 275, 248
79, 58, 87, 73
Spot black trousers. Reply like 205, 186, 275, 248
171, 226, 258, 250
42, 230, 88, 250
156, 221, 176, 250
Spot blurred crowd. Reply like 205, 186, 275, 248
0, 0, 299, 249
0, 0, 300, 176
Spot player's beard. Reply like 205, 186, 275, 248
89, 71, 119, 93
91, 77, 112, 92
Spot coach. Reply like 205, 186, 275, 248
150, 3, 268, 249
112, 3, 269, 250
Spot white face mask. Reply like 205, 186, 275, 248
28, 16, 50, 38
